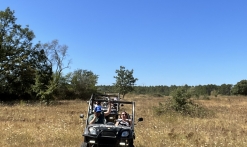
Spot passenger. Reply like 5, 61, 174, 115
115, 111, 132, 127
94, 101, 102, 110
88, 102, 111, 124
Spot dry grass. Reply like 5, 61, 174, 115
0, 100, 86, 147
1, 95, 247, 147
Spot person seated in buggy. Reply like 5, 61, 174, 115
115, 111, 132, 127
94, 101, 102, 110
88, 102, 111, 124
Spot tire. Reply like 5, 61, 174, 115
129, 140, 134, 147
81, 142, 87, 147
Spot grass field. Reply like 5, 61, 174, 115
1, 95, 247, 147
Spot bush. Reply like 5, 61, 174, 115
153, 87, 214, 118
170, 88, 191, 111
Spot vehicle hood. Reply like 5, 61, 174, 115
89, 124, 131, 131
83, 124, 132, 137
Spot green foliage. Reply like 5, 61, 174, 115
39, 39, 71, 85
62, 69, 98, 100
218, 84, 232, 95
52, 74, 73, 100
28, 39, 71, 104
153, 87, 214, 118
0, 7, 93, 103
113, 66, 138, 98
0, 7, 52, 101
231, 80, 247, 96
193, 84, 218, 96
31, 49, 53, 103
32, 74, 55, 105
170, 88, 192, 111
37, 40, 71, 103
97, 85, 115, 93
1, 7, 34, 96
97, 84, 234, 97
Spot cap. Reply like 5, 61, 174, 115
94, 106, 102, 113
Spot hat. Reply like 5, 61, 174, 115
94, 106, 102, 113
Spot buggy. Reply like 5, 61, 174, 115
80, 93, 143, 147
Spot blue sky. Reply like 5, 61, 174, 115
1, 0, 247, 86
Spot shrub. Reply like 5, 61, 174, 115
153, 87, 214, 118
170, 88, 191, 111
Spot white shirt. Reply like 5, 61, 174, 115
117, 119, 130, 126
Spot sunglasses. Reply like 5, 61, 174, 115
121, 114, 126, 115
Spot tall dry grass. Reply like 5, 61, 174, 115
1, 95, 247, 147
0, 100, 86, 147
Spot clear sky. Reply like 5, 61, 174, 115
1, 0, 247, 86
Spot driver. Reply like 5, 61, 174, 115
115, 111, 132, 127
88, 102, 111, 124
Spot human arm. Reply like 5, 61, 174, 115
88, 113, 97, 124
115, 119, 121, 126
115, 121, 119, 126
128, 119, 132, 126
104, 102, 111, 116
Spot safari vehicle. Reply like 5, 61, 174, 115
80, 94, 143, 147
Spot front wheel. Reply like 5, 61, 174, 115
129, 140, 134, 147
81, 142, 87, 147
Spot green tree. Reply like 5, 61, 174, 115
218, 84, 232, 95
39, 39, 71, 87
31, 49, 53, 102
0, 7, 52, 101
171, 87, 192, 111
53, 73, 73, 100
114, 66, 138, 99
36, 40, 71, 103
67, 69, 98, 99
231, 80, 247, 96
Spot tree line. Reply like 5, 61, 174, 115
98, 84, 233, 97
99, 80, 247, 98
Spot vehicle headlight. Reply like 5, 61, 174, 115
88, 127, 97, 135
121, 131, 129, 137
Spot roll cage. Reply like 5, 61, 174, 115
85, 94, 135, 127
